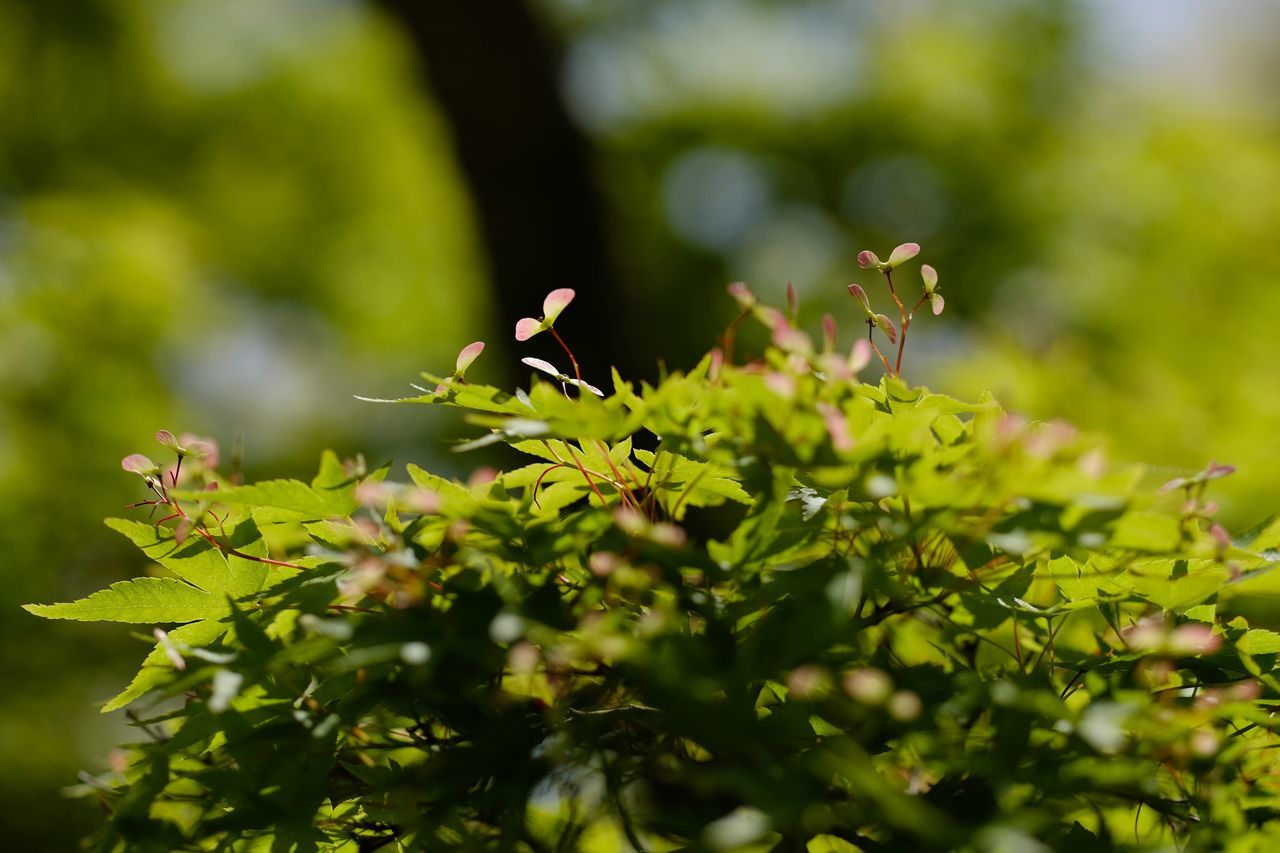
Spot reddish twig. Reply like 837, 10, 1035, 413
549, 327, 582, 383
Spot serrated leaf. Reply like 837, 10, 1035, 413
406, 464, 480, 516
1127, 558, 1229, 611
176, 477, 355, 520
1250, 516, 1280, 553
1038, 556, 1126, 602
634, 449, 750, 520
788, 486, 828, 521
24, 577, 222, 623
533, 479, 597, 514
1237, 628, 1280, 656
311, 449, 350, 492
372, 374, 532, 416
105, 518, 268, 598
101, 619, 230, 712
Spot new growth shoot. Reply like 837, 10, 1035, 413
853, 242, 944, 379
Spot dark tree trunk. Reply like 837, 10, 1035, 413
374, 0, 636, 385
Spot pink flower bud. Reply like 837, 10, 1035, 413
708, 347, 725, 381
821, 314, 837, 352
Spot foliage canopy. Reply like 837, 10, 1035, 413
27, 261, 1280, 852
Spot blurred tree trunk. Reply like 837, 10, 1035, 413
375, 0, 635, 384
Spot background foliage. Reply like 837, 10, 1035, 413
6, 0, 1280, 847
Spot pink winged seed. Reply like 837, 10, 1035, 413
887, 242, 921, 267
121, 453, 157, 475
542, 288, 576, 322
874, 314, 898, 344
921, 264, 938, 290
727, 281, 757, 308
515, 318, 543, 342
521, 356, 563, 378
455, 341, 485, 375
847, 283, 871, 312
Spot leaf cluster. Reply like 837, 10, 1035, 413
27, 294, 1280, 852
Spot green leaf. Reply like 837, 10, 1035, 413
105, 518, 268, 598
1039, 555, 1123, 602
709, 466, 796, 570
1219, 565, 1280, 630
1127, 559, 1229, 611
101, 619, 230, 712
175, 478, 354, 520
931, 413, 966, 446
1251, 516, 1280, 552
634, 449, 750, 519
169, 450, 357, 520
406, 464, 480, 516
24, 577, 222, 623
1109, 512, 1181, 552
359, 375, 531, 416
1237, 628, 1280, 656
311, 449, 350, 492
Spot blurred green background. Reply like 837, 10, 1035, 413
5, 0, 1280, 846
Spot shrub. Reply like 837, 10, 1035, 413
27, 248, 1280, 851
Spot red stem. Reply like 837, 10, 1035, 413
884, 270, 909, 376
721, 310, 749, 364
898, 295, 931, 379
564, 445, 609, 508
595, 440, 643, 511
151, 485, 307, 571
549, 327, 582, 383
867, 323, 893, 374
531, 463, 563, 509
